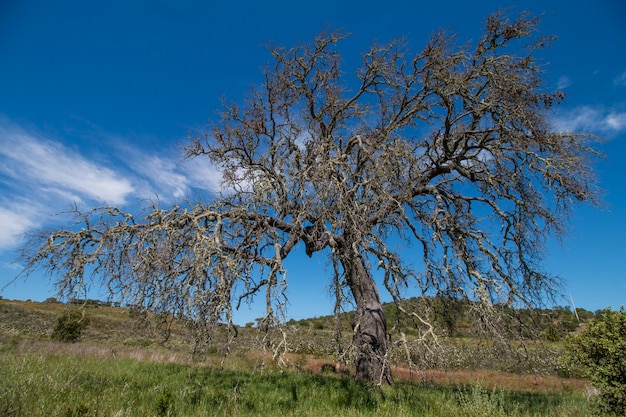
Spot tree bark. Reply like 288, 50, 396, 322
340, 249, 393, 385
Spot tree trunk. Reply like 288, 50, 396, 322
340, 249, 393, 385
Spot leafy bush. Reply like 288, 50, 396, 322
313, 320, 325, 330
564, 307, 626, 416
51, 309, 90, 343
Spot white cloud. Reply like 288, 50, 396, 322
551, 106, 599, 132
551, 106, 626, 137
0, 205, 36, 250
116, 143, 223, 200
0, 117, 227, 250
182, 157, 224, 192
557, 76, 571, 90
0, 119, 136, 248
129, 154, 190, 199
614, 71, 626, 86
606, 112, 626, 131
0, 122, 134, 205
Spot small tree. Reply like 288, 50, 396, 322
51, 309, 90, 343
564, 307, 626, 416
17, 12, 598, 384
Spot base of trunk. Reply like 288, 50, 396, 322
340, 243, 394, 385
353, 307, 394, 385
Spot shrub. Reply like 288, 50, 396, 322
51, 309, 90, 343
564, 307, 626, 416
313, 320, 325, 330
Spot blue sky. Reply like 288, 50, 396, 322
1, 0, 625, 324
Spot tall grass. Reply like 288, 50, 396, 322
0, 340, 592, 417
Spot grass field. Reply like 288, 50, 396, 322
0, 299, 597, 416
0, 341, 593, 417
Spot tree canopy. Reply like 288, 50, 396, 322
17, 12, 599, 384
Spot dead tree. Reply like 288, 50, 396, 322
17, 12, 599, 385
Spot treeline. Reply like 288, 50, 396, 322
290, 296, 597, 342
44, 297, 122, 308
41, 295, 596, 342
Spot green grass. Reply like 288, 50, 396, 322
0, 343, 592, 417
0, 300, 597, 416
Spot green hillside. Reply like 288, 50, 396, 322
0, 297, 598, 416
0, 296, 595, 376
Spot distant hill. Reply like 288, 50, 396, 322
288, 296, 596, 342
1, 295, 595, 343
0, 296, 595, 376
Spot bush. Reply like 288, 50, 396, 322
51, 309, 90, 343
564, 307, 626, 416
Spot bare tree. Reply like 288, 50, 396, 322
16, 12, 598, 385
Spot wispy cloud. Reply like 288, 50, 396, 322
0, 117, 225, 249
0, 204, 36, 250
115, 142, 223, 200
551, 106, 626, 137
0, 119, 135, 249
182, 157, 224, 193
128, 153, 191, 199
614, 71, 626, 86
605, 112, 626, 131
0, 121, 134, 205
557, 76, 571, 90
